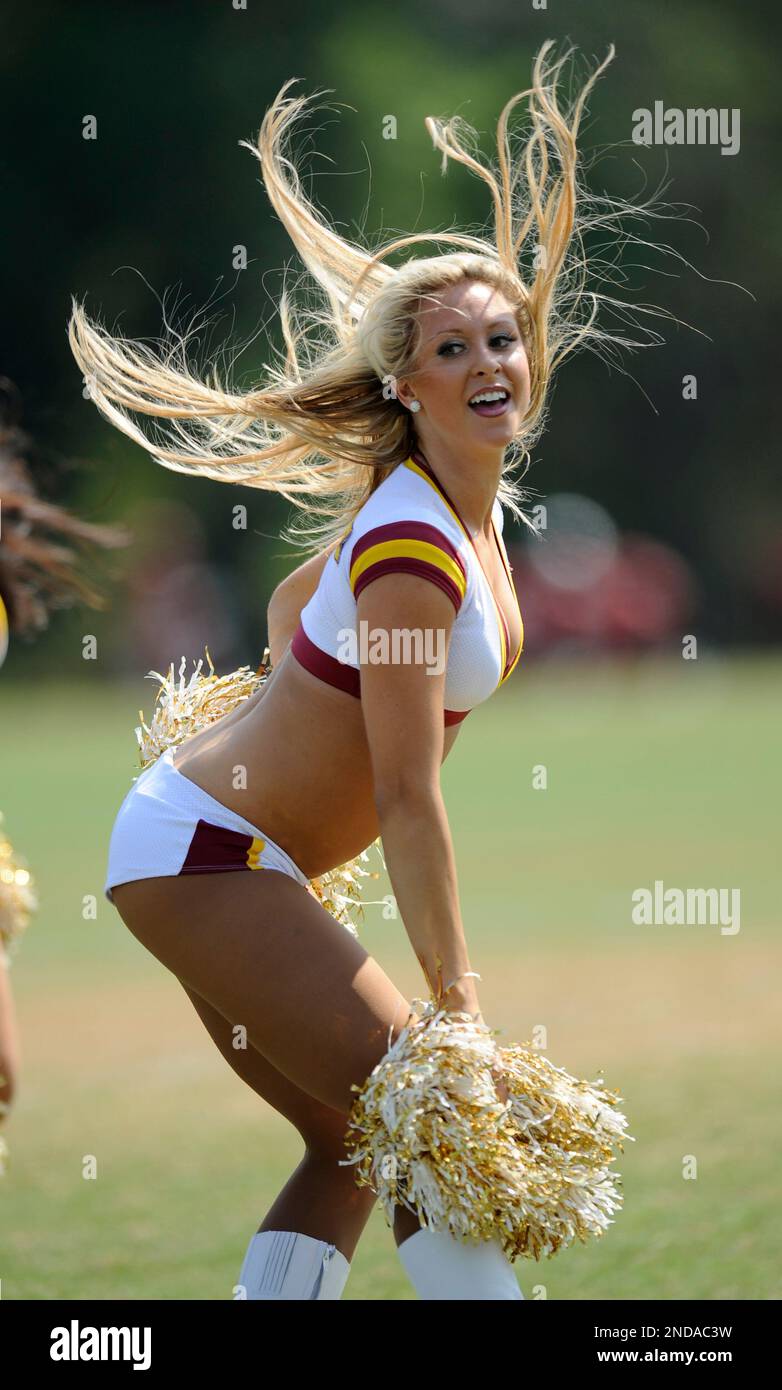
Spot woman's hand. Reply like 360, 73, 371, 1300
439, 996, 509, 1103
466, 1011, 509, 1105
490, 1056, 510, 1105
406, 997, 509, 1104
442, 1008, 510, 1106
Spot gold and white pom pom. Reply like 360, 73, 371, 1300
307, 841, 387, 938
340, 997, 633, 1262
135, 646, 271, 770
0, 812, 38, 965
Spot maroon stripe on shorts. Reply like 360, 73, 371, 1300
180, 819, 256, 875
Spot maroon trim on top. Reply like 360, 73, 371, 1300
492, 523, 521, 678
412, 449, 521, 679
411, 450, 473, 536
291, 621, 361, 697
290, 620, 472, 726
493, 560, 512, 677
444, 707, 471, 726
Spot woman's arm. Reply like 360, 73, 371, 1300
266, 541, 337, 666
189, 542, 339, 742
356, 572, 481, 1017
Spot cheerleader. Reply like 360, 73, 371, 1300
67, 42, 673, 1299
0, 380, 129, 1160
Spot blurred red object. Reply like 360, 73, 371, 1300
507, 533, 698, 651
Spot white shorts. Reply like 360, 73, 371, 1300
104, 746, 311, 904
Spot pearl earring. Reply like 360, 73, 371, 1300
409, 400, 421, 413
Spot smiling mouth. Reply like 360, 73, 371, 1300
468, 389, 512, 417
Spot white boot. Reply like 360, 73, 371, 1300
235, 1230, 351, 1300
397, 1227, 524, 1300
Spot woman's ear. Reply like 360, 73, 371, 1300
394, 377, 414, 411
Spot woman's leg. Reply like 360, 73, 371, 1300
113, 868, 413, 1298
111, 869, 413, 1116
111, 869, 522, 1299
180, 983, 377, 1261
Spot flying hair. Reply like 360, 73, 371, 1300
67, 40, 702, 553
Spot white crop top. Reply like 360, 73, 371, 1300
290, 450, 524, 725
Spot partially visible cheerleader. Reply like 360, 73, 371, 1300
0, 378, 130, 1170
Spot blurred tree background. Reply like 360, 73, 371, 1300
1, 0, 778, 680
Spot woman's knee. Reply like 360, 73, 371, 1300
300, 1113, 360, 1167
300, 1123, 378, 1212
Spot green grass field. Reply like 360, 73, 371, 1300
1, 652, 779, 1299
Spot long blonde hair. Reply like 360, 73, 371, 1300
67, 40, 684, 553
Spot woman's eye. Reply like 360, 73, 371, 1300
438, 334, 516, 356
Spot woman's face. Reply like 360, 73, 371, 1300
398, 279, 531, 453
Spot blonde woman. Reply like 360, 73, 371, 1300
68, 41, 674, 1299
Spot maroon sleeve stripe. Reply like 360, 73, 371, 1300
353, 557, 463, 612
349, 521, 466, 612
350, 520, 464, 568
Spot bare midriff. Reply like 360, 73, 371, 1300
170, 644, 463, 880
